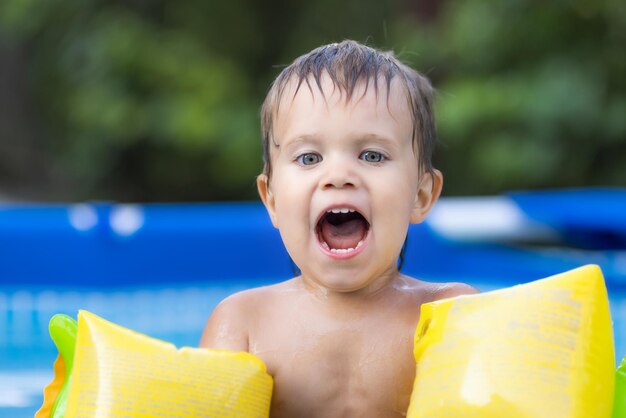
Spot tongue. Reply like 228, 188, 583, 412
320, 218, 367, 250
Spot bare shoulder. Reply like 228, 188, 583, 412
199, 284, 272, 350
431, 281, 479, 301
399, 275, 478, 304
199, 280, 296, 350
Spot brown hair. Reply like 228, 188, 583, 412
260, 40, 437, 178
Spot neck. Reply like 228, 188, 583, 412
299, 264, 401, 307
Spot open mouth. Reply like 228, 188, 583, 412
316, 208, 370, 254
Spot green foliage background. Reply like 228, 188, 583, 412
0, 0, 624, 201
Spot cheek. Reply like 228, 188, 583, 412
376, 170, 417, 214
272, 180, 308, 225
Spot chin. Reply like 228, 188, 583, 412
313, 269, 377, 293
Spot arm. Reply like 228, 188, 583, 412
199, 292, 252, 352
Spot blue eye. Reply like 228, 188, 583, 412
360, 151, 385, 163
297, 153, 322, 165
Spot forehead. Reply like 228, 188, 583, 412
273, 73, 414, 142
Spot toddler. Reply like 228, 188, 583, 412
200, 40, 477, 418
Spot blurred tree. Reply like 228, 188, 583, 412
0, 0, 395, 201
393, 0, 626, 195
0, 0, 624, 201
1, 0, 262, 201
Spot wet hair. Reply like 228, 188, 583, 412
260, 39, 437, 178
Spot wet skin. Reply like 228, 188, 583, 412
201, 275, 475, 418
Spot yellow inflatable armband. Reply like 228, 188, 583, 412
37, 310, 272, 417
408, 264, 615, 418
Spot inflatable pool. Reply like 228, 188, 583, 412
1, 189, 625, 416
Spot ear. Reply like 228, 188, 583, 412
410, 169, 443, 224
257, 174, 279, 228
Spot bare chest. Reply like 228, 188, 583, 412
250, 314, 417, 417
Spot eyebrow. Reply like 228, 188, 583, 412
353, 133, 402, 151
355, 133, 395, 144
278, 134, 321, 149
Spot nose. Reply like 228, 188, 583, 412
320, 156, 358, 190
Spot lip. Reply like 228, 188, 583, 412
317, 229, 369, 260
314, 203, 370, 260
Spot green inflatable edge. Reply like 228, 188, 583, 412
48, 314, 77, 418
613, 355, 626, 418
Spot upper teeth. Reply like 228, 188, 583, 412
328, 208, 355, 214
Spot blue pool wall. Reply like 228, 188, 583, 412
1, 194, 625, 289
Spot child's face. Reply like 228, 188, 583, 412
258, 74, 442, 293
